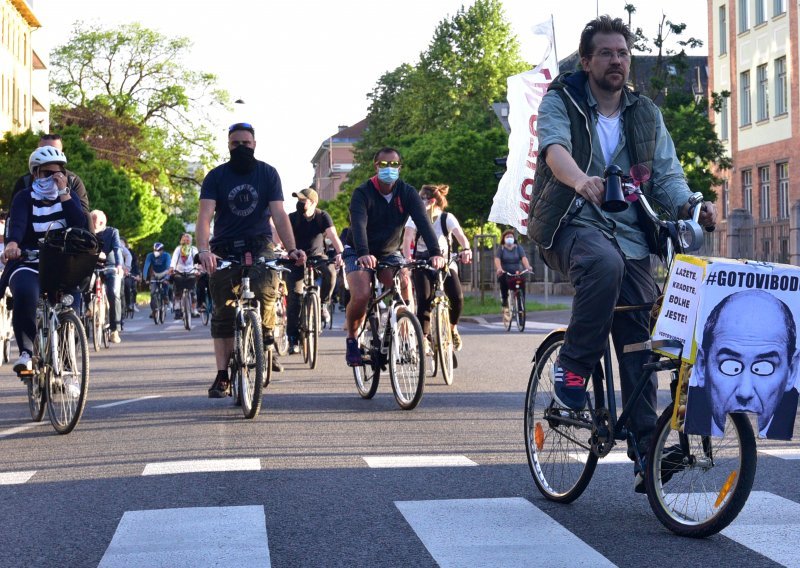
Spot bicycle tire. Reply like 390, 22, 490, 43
201, 301, 210, 326
308, 292, 320, 370
101, 298, 110, 349
645, 403, 757, 538
300, 296, 310, 364
435, 303, 454, 386
425, 312, 437, 378
524, 331, 598, 502
273, 296, 289, 356
3, 337, 11, 364
159, 296, 167, 326
92, 298, 102, 350
516, 290, 526, 332
353, 312, 381, 399
47, 311, 89, 434
239, 310, 265, 419
504, 296, 514, 332
27, 323, 47, 422
389, 308, 425, 410
182, 292, 192, 331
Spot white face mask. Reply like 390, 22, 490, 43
154, 251, 162, 258
504, 237, 515, 246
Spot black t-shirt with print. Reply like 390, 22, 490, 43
200, 161, 283, 245
289, 210, 333, 257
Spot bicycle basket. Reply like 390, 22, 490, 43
38, 227, 101, 294
507, 275, 526, 288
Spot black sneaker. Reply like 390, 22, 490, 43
207, 376, 229, 399
271, 355, 283, 373
552, 361, 587, 410
345, 338, 362, 366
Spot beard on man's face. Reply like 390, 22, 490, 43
594, 66, 627, 92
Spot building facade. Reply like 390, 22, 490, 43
708, 0, 795, 263
1, 0, 43, 136
310, 119, 368, 201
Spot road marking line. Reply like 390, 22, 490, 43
142, 458, 261, 476
98, 505, 270, 567
396, 497, 616, 567
569, 451, 630, 464
0, 471, 36, 485
94, 395, 161, 409
722, 491, 800, 567
0, 422, 40, 439
363, 455, 477, 468
760, 448, 800, 460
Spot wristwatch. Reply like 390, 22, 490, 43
57, 187, 70, 196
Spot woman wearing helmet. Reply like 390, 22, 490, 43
0, 146, 90, 373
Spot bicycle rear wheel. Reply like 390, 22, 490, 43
239, 310, 265, 419
645, 403, 757, 538
434, 303, 454, 385
92, 298, 102, 350
389, 308, 425, 410
27, 324, 47, 422
273, 296, 289, 356
47, 311, 89, 434
353, 312, 381, 399
515, 291, 526, 332
425, 313, 437, 378
307, 292, 320, 370
524, 331, 598, 502
201, 300, 210, 326
182, 292, 192, 331
101, 298, 110, 349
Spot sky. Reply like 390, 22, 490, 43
32, 0, 709, 202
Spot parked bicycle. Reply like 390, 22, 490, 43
149, 270, 170, 325
502, 269, 531, 332
19, 251, 91, 434
352, 259, 427, 410
214, 254, 289, 419
524, 168, 755, 538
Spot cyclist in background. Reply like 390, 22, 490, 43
494, 229, 531, 320
92, 210, 124, 343
143, 242, 171, 318
343, 147, 445, 366
402, 184, 472, 351
285, 188, 344, 354
170, 233, 200, 319
120, 237, 140, 313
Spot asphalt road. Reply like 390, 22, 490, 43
0, 309, 798, 567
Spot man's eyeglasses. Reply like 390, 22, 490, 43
39, 169, 65, 177
375, 160, 401, 168
593, 49, 631, 62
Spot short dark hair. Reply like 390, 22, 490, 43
702, 290, 797, 359
579, 15, 634, 59
373, 147, 401, 162
228, 122, 255, 137
40, 133, 62, 142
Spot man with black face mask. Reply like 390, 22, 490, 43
196, 123, 306, 399
285, 188, 344, 353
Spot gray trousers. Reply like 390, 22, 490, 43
540, 224, 659, 457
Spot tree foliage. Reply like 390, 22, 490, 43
0, 130, 38, 208
323, 0, 527, 232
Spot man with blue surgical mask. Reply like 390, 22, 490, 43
341, 147, 445, 367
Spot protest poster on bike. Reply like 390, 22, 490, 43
683, 259, 800, 440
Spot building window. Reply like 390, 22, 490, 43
756, 0, 767, 24
757, 64, 769, 121
719, 6, 727, 55
739, 0, 750, 32
774, 0, 786, 16
742, 169, 753, 213
777, 162, 789, 219
775, 56, 787, 115
722, 180, 730, 219
759, 166, 771, 219
720, 97, 729, 140
740, 71, 751, 125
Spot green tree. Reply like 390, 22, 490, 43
0, 130, 39, 208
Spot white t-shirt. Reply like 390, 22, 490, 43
171, 245, 199, 274
405, 212, 461, 256
596, 112, 621, 166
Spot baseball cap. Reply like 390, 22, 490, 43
292, 188, 319, 203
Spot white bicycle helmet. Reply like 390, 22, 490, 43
29, 145, 67, 174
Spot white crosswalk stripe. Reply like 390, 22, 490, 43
363, 455, 477, 468
98, 506, 271, 567
142, 458, 261, 476
0, 471, 36, 485
760, 448, 800, 460
396, 497, 616, 567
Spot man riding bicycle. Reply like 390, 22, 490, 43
285, 188, 344, 354
197, 122, 305, 398
143, 242, 171, 317
92, 210, 124, 344
528, 15, 716, 491
170, 233, 200, 319
343, 147, 445, 366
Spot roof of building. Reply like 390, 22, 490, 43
329, 118, 369, 142
11, 0, 41, 28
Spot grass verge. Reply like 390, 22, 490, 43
461, 295, 568, 317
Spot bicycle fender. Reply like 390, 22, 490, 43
532, 328, 567, 364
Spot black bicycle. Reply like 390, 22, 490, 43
524, 168, 756, 538
297, 258, 336, 370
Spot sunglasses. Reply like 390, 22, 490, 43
228, 122, 254, 133
375, 160, 401, 168
39, 169, 65, 177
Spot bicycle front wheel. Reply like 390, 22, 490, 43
27, 324, 47, 422
389, 308, 425, 410
645, 404, 757, 538
516, 291, 526, 332
307, 293, 320, 370
182, 292, 192, 331
434, 303, 454, 386
273, 296, 289, 356
239, 310, 265, 419
101, 298, 110, 349
425, 312, 437, 378
353, 313, 380, 399
504, 298, 513, 332
47, 311, 89, 434
524, 331, 598, 502
201, 300, 210, 326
